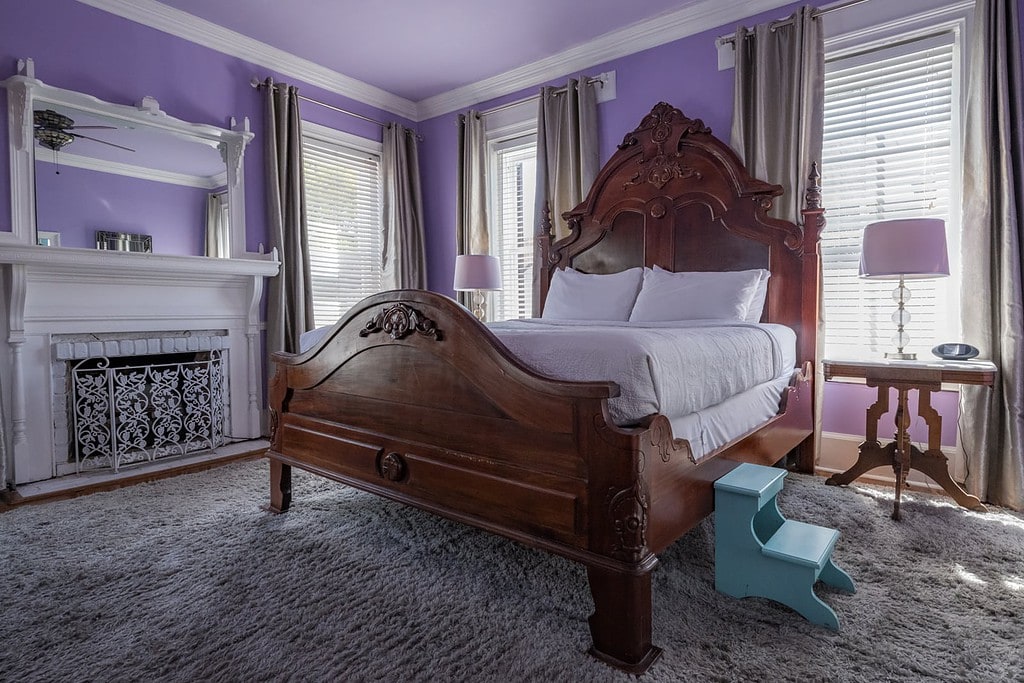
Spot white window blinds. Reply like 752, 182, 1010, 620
301, 127, 383, 328
489, 136, 537, 321
821, 33, 961, 359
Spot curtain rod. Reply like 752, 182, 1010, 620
478, 75, 607, 117
250, 78, 423, 141
717, 0, 872, 46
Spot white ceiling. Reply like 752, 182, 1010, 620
79, 0, 797, 120
156, 0, 698, 102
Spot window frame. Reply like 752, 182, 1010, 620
300, 121, 384, 328
479, 101, 538, 322
819, 1, 972, 360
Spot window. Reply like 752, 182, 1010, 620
488, 131, 537, 321
821, 30, 962, 358
301, 122, 383, 328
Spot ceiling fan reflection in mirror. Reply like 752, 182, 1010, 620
33, 109, 135, 173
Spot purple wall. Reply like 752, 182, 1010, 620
34, 162, 209, 253
0, 0, 416, 254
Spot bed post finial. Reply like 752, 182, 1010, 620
804, 162, 822, 210
800, 162, 826, 247
539, 199, 554, 242
534, 200, 556, 317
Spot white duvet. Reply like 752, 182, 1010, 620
298, 317, 796, 441
486, 319, 794, 427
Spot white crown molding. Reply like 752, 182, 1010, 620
416, 0, 794, 120
38, 151, 223, 189
74, 0, 418, 121
76, 0, 797, 122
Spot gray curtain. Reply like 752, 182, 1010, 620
730, 6, 824, 465
960, 0, 1024, 511
456, 111, 488, 307
381, 123, 427, 290
264, 78, 314, 355
533, 77, 600, 244
731, 6, 823, 222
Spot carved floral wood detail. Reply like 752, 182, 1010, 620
621, 103, 706, 191
641, 418, 692, 464
618, 102, 711, 150
379, 452, 407, 482
359, 304, 442, 341
607, 481, 650, 562
624, 154, 701, 191
269, 407, 279, 445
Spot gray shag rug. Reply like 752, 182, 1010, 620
1, 460, 1022, 682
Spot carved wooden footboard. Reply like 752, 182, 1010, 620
267, 289, 811, 673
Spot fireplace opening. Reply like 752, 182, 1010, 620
65, 349, 227, 473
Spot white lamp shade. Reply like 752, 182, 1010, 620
453, 254, 502, 291
859, 218, 950, 280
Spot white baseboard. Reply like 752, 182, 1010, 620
817, 432, 967, 497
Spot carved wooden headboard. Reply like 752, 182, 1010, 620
535, 102, 823, 366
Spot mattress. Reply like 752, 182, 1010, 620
488, 319, 795, 461
489, 318, 792, 416
299, 318, 796, 461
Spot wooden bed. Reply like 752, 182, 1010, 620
266, 102, 824, 674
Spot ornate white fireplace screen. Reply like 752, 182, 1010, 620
55, 335, 229, 474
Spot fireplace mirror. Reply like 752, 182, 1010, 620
3, 58, 253, 258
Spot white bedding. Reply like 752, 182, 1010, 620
298, 317, 797, 461
488, 318, 792, 421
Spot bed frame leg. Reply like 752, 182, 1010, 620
586, 564, 663, 674
788, 434, 816, 474
268, 459, 291, 513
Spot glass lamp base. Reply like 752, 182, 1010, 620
885, 351, 917, 360
471, 290, 487, 321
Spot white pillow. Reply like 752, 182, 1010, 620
628, 267, 767, 322
745, 269, 771, 323
542, 267, 644, 321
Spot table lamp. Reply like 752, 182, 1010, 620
453, 254, 502, 321
858, 218, 949, 360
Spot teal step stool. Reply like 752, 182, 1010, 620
714, 463, 855, 630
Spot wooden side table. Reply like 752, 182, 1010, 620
822, 359, 997, 520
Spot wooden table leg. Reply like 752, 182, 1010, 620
825, 441, 893, 486
826, 384, 892, 488
907, 447, 987, 511
910, 390, 986, 511
891, 387, 912, 521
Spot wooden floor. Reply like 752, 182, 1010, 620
0, 446, 266, 513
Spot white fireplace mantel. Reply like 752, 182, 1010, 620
0, 243, 279, 276
0, 245, 279, 487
